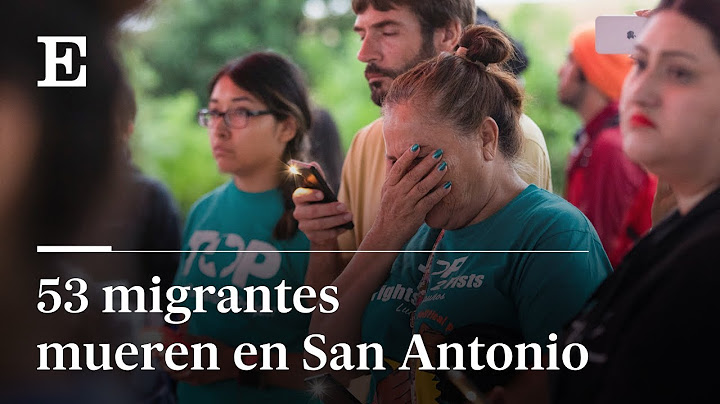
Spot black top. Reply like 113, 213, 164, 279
552, 186, 720, 403
72, 163, 182, 294
125, 167, 182, 293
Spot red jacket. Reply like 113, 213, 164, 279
566, 103, 656, 267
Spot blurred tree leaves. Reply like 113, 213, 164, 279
133, 0, 306, 101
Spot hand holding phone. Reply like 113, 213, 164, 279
595, 15, 649, 54
289, 160, 354, 230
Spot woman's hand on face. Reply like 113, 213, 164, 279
373, 145, 451, 245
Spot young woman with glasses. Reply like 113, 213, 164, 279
168, 52, 315, 403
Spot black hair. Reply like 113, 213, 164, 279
657, 0, 720, 54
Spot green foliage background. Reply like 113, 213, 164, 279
120, 0, 640, 217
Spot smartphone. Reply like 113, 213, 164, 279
305, 373, 362, 404
595, 15, 648, 54
290, 162, 354, 230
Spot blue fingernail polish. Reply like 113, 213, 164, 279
433, 149, 443, 159
444, 181, 452, 189
411, 144, 419, 152
438, 161, 447, 171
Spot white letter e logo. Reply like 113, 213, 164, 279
37, 36, 86, 87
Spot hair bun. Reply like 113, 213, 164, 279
458, 25, 514, 66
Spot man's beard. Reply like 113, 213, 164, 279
366, 39, 437, 106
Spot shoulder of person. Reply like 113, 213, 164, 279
132, 172, 177, 206
187, 181, 233, 215
661, 209, 720, 275
594, 124, 624, 150
347, 117, 384, 153
516, 186, 597, 236
518, 114, 545, 143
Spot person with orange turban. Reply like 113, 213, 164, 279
558, 22, 657, 268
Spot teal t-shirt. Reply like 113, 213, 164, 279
173, 181, 313, 403
361, 185, 612, 403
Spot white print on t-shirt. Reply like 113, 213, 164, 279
428, 256, 468, 278
429, 274, 484, 292
181, 230, 281, 288
419, 256, 485, 292
370, 283, 419, 305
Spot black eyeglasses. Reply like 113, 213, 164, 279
197, 108, 273, 129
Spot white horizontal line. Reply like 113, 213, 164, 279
37, 248, 589, 254
37, 246, 113, 253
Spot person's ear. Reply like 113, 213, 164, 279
276, 116, 297, 143
479, 116, 499, 161
434, 19, 463, 52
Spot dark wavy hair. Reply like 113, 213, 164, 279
656, 0, 720, 54
207, 52, 311, 240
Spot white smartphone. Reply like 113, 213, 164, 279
595, 15, 649, 54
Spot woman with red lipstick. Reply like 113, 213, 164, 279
629, 113, 655, 128
168, 52, 315, 403
553, 0, 720, 402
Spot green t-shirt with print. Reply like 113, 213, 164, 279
173, 181, 313, 403
361, 185, 612, 403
